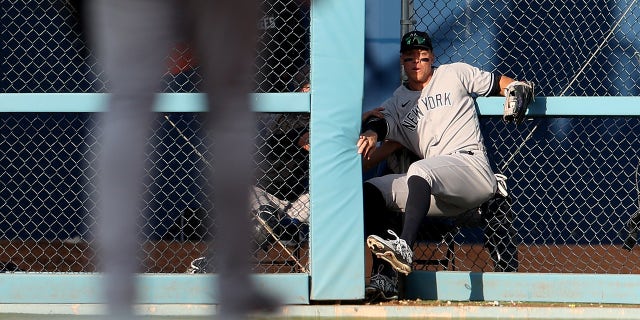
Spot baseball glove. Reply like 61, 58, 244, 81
503, 81, 535, 124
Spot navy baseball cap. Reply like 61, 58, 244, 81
400, 31, 433, 52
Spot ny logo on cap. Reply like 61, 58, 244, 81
405, 32, 427, 46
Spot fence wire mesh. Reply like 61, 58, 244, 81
412, 117, 640, 273
0, 0, 310, 273
0, 112, 310, 273
405, 0, 640, 273
408, 0, 640, 96
1, 0, 310, 93
1, 0, 639, 275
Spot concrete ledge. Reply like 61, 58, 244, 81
1, 304, 639, 319
406, 272, 640, 304
285, 305, 640, 319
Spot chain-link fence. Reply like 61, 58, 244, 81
1, 0, 310, 94
412, 117, 640, 274
0, 111, 311, 273
2, 0, 639, 276
406, 0, 639, 96
404, 0, 640, 273
0, 1, 310, 273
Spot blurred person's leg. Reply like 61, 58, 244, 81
90, 0, 278, 317
183, 1, 279, 317
88, 0, 176, 317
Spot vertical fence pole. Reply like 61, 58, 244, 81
400, 0, 415, 82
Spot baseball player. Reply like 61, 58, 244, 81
357, 30, 533, 301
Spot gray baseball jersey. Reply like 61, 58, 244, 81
383, 62, 494, 157
368, 62, 497, 216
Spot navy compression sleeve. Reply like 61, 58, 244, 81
361, 116, 388, 142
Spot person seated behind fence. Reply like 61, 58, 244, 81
251, 80, 311, 239
357, 30, 528, 302
251, 87, 386, 247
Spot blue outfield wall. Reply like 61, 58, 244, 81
406, 272, 640, 305
0, 93, 639, 305
1, 0, 640, 307
0, 0, 367, 306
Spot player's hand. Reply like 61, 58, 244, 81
361, 107, 385, 122
357, 130, 378, 160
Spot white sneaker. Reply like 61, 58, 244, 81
367, 230, 413, 275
